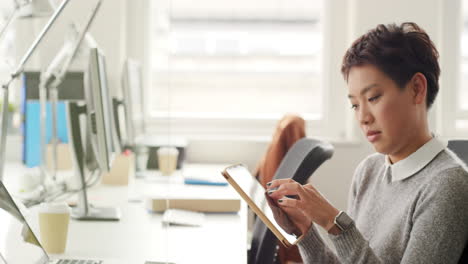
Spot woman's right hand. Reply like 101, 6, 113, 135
265, 179, 312, 236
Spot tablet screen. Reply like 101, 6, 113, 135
223, 164, 299, 246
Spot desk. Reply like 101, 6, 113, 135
5, 163, 248, 264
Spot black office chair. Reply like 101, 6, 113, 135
447, 140, 468, 264
248, 138, 334, 264
448, 140, 468, 167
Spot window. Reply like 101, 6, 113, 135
459, 0, 468, 130
149, 0, 324, 136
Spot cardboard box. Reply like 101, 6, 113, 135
146, 197, 240, 213
102, 152, 135, 185
46, 143, 73, 170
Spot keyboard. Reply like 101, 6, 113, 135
56, 259, 103, 264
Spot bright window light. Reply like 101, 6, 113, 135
149, 1, 324, 120
460, 1, 468, 111
454, 0, 468, 134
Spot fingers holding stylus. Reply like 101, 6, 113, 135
267, 180, 305, 201
266, 178, 295, 190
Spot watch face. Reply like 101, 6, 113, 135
336, 212, 354, 231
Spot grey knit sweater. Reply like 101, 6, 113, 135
298, 142, 468, 263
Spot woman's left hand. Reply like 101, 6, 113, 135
267, 180, 340, 232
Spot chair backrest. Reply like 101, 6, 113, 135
274, 138, 334, 184
248, 138, 334, 264
448, 140, 468, 166
447, 140, 468, 264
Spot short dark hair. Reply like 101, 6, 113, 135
341, 22, 440, 109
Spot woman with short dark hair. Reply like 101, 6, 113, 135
267, 22, 468, 263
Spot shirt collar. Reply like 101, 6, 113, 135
384, 136, 448, 182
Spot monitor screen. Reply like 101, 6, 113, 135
121, 59, 145, 146
85, 47, 117, 172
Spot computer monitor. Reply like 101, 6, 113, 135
86, 47, 119, 170
112, 96, 128, 151
121, 59, 146, 146
66, 47, 120, 221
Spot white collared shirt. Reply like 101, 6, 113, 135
383, 136, 448, 182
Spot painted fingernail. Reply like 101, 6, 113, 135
268, 190, 275, 195
266, 182, 272, 187
278, 199, 283, 203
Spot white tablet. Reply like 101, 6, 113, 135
221, 164, 303, 247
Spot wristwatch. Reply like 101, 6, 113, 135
334, 211, 354, 232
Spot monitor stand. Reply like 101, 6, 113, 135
67, 102, 120, 221
72, 205, 121, 221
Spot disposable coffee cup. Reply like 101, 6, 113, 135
38, 202, 71, 254
157, 147, 179, 176
135, 145, 149, 172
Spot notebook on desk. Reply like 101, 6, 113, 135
0, 181, 126, 264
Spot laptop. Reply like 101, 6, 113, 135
0, 181, 124, 264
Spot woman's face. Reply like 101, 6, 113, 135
347, 64, 424, 161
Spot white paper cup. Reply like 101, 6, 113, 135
38, 202, 71, 254
135, 146, 149, 172
157, 147, 179, 176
